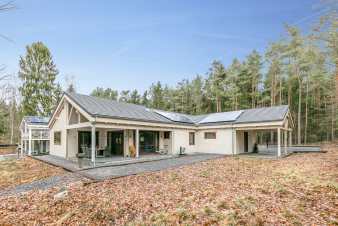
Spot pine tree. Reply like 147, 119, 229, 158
119, 90, 130, 102
129, 89, 141, 104
246, 50, 262, 108
208, 60, 226, 112
141, 91, 150, 107
149, 81, 164, 109
91, 87, 118, 100
19, 42, 62, 117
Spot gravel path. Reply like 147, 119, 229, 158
0, 173, 86, 197
80, 153, 223, 180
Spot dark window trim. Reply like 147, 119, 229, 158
54, 131, 61, 145
189, 132, 195, 145
164, 131, 170, 139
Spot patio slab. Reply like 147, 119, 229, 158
79, 153, 223, 180
33, 154, 177, 172
33, 155, 81, 171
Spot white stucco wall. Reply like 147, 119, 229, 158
171, 129, 197, 155
171, 128, 234, 155
50, 103, 67, 158
195, 128, 233, 155
67, 129, 77, 158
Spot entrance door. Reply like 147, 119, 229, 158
107, 131, 124, 155
139, 131, 159, 153
78, 131, 99, 153
244, 132, 248, 152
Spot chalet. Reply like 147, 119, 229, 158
47, 92, 294, 165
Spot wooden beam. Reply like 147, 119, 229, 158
135, 129, 139, 158
68, 105, 74, 125
91, 123, 96, 165
277, 128, 281, 157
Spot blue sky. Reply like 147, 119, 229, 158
0, 0, 324, 94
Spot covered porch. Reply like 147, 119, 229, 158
235, 127, 293, 158
65, 122, 173, 166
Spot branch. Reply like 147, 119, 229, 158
0, 1, 15, 11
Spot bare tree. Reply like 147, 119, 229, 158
0, 1, 16, 43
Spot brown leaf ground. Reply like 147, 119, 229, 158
0, 144, 337, 225
0, 157, 65, 190
0, 146, 17, 155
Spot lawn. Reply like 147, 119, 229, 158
0, 144, 337, 225
0, 157, 65, 190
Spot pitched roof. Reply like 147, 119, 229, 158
23, 116, 50, 125
66, 92, 174, 124
65, 92, 289, 126
235, 105, 289, 124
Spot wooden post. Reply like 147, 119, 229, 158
232, 129, 237, 155
91, 124, 96, 165
135, 129, 139, 158
171, 131, 174, 155
284, 130, 287, 155
21, 137, 24, 157
28, 128, 32, 155
277, 128, 281, 157
289, 130, 292, 146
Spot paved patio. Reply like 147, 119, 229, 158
33, 154, 175, 172
79, 153, 223, 180
239, 145, 321, 159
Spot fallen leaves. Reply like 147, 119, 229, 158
0, 144, 337, 225
0, 157, 65, 189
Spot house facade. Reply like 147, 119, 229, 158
48, 92, 294, 164
20, 116, 50, 155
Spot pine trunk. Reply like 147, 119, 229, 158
279, 77, 282, 105
304, 79, 309, 144
297, 77, 302, 145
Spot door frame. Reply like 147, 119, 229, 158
244, 131, 249, 153
78, 131, 99, 153
107, 130, 124, 156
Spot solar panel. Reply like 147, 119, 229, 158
198, 110, 243, 124
26, 116, 50, 124
153, 110, 194, 124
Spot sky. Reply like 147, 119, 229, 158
0, 0, 327, 94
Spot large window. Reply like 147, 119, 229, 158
54, 131, 61, 145
204, 132, 216, 139
189, 132, 195, 145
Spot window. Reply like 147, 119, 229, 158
54, 131, 61, 145
204, 132, 216, 139
189, 132, 195, 145
164, 131, 170, 139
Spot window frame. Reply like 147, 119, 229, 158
54, 131, 61, 145
204, 132, 216, 139
164, 131, 170, 139
189, 132, 195, 145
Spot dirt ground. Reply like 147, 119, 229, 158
0, 157, 65, 190
0, 144, 337, 225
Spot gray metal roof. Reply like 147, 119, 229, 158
235, 105, 289, 124
66, 92, 174, 124
65, 92, 289, 126
23, 116, 50, 125
198, 110, 243, 124
153, 110, 195, 124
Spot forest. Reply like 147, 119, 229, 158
91, 14, 338, 144
0, 8, 337, 145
